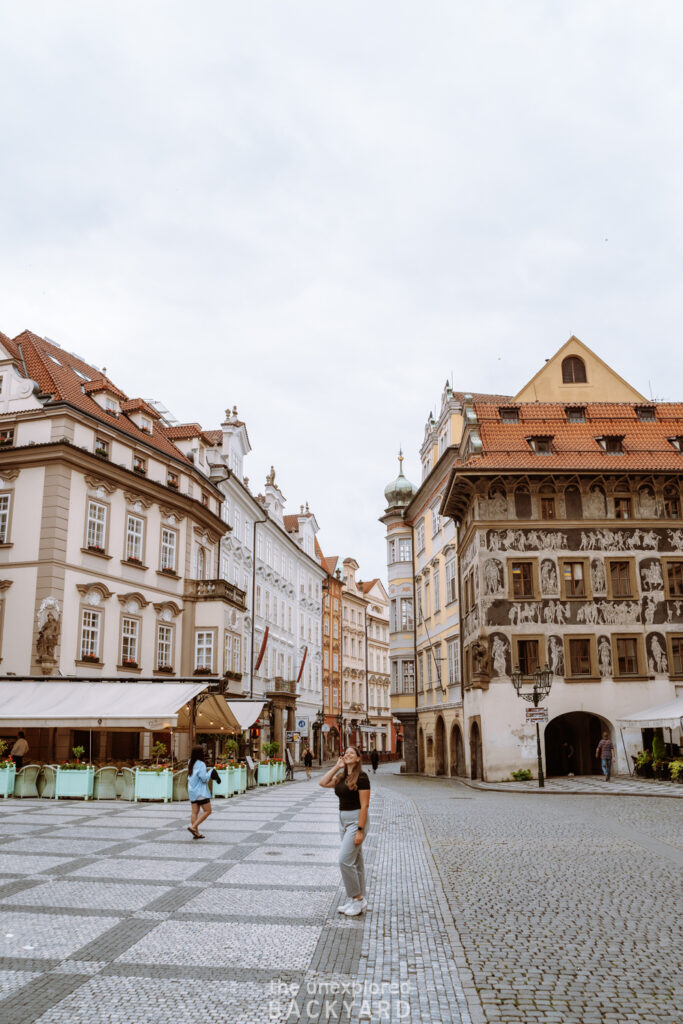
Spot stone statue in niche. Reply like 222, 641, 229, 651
471, 638, 490, 677
639, 488, 657, 518
585, 487, 607, 518
540, 560, 558, 595
36, 597, 61, 672
548, 635, 564, 676
590, 558, 606, 594
598, 636, 612, 677
491, 634, 509, 677
484, 559, 504, 594
648, 633, 668, 673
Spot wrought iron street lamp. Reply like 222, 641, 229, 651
315, 709, 325, 766
510, 664, 553, 788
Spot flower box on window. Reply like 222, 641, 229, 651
156, 664, 174, 674
0, 761, 16, 798
133, 466, 146, 476
167, 479, 179, 490
225, 670, 242, 682
95, 448, 109, 459
0, 438, 14, 448
194, 666, 213, 676
87, 545, 106, 555
160, 566, 177, 576
121, 658, 138, 669
125, 556, 143, 565
81, 653, 100, 663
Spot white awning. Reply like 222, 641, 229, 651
175, 698, 265, 734
617, 697, 683, 729
0, 681, 209, 730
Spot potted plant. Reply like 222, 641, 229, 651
134, 748, 174, 802
95, 446, 109, 459
126, 555, 143, 565
669, 759, 683, 783
167, 478, 179, 490
634, 750, 653, 778
194, 666, 212, 676
0, 739, 16, 799
156, 664, 173, 674
87, 544, 106, 555
81, 652, 100, 664
55, 745, 95, 800
160, 566, 177, 576
122, 657, 138, 669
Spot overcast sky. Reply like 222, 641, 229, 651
1, 2, 682, 581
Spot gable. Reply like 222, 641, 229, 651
514, 336, 646, 404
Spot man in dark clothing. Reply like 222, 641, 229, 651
596, 732, 615, 781
303, 746, 313, 780
370, 749, 379, 774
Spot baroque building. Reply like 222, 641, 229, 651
440, 338, 683, 780
362, 578, 392, 752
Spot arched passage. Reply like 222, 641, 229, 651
469, 721, 483, 780
544, 711, 613, 776
417, 727, 425, 774
434, 716, 446, 776
450, 723, 465, 776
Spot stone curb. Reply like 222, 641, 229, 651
396, 772, 683, 798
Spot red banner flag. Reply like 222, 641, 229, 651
255, 627, 269, 672
296, 645, 308, 683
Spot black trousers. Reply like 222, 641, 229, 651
13, 757, 23, 771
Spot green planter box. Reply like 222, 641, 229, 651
0, 764, 16, 798
55, 766, 95, 800
277, 762, 285, 783
257, 762, 272, 786
227, 767, 239, 796
238, 765, 247, 793
211, 769, 230, 798
134, 768, 173, 802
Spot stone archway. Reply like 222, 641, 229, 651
545, 711, 613, 777
470, 720, 483, 780
450, 723, 466, 777
418, 727, 425, 774
434, 716, 446, 776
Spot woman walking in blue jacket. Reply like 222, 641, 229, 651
187, 745, 212, 839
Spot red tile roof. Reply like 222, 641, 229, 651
361, 578, 380, 593
203, 430, 222, 446
120, 398, 161, 419
283, 515, 299, 533
3, 330, 192, 464
464, 401, 683, 472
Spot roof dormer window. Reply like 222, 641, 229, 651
562, 356, 587, 383
636, 405, 656, 422
527, 436, 554, 455
597, 435, 624, 455
499, 407, 519, 424
668, 436, 683, 453
566, 406, 586, 423
105, 397, 118, 416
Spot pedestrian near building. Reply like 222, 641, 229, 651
596, 732, 615, 781
187, 745, 213, 839
561, 741, 575, 777
370, 749, 379, 774
319, 746, 370, 917
11, 732, 29, 771
303, 746, 313, 781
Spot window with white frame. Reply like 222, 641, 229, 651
445, 558, 457, 603
224, 632, 233, 673
120, 617, 139, 665
244, 518, 251, 547
398, 537, 412, 562
80, 608, 101, 660
125, 514, 144, 562
157, 624, 173, 669
160, 528, 177, 572
233, 635, 241, 673
333, 652, 339, 671
402, 660, 415, 693
86, 500, 107, 550
416, 520, 425, 552
234, 508, 241, 539
195, 631, 214, 670
0, 494, 10, 544
195, 546, 207, 580
433, 564, 441, 612
447, 637, 460, 686
431, 504, 442, 535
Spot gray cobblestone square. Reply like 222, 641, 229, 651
2, 880, 173, 912
1, 911, 120, 959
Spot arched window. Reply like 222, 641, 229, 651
562, 356, 587, 384
539, 483, 556, 520
514, 485, 532, 519
565, 485, 583, 519
664, 483, 680, 519
196, 546, 206, 580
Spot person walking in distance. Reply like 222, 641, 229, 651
303, 745, 313, 781
319, 746, 370, 917
370, 748, 379, 775
187, 745, 213, 839
11, 731, 29, 772
596, 731, 615, 781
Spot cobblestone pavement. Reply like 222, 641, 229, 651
0, 772, 681, 1023
457, 774, 683, 797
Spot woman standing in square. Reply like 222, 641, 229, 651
319, 746, 370, 916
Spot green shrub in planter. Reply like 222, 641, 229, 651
669, 759, 683, 782
511, 769, 533, 781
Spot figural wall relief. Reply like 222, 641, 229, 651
485, 595, 681, 628
484, 558, 505, 595
590, 558, 606, 595
540, 560, 559, 596
486, 526, 683, 554
547, 635, 565, 676
647, 632, 668, 673
598, 636, 612, 677
489, 633, 511, 677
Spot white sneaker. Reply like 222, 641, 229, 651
342, 898, 367, 916
337, 900, 354, 913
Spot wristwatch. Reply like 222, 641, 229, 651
356, 826, 364, 832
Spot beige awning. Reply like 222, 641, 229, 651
617, 697, 683, 730
175, 697, 265, 734
0, 680, 208, 730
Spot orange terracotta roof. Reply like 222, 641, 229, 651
121, 398, 161, 419
82, 377, 128, 401
361, 578, 380, 593
283, 515, 299, 533
464, 401, 683, 472
203, 430, 222, 446
5, 330, 192, 464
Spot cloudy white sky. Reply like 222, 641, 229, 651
1, 2, 682, 580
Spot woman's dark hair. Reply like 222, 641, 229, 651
343, 746, 362, 791
188, 745, 205, 778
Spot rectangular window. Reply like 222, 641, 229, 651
562, 561, 586, 598
265, 591, 270, 619
500, 407, 519, 423
95, 437, 109, 458
86, 500, 107, 550
0, 494, 10, 544
234, 508, 241, 538
541, 497, 556, 520
517, 639, 539, 676
80, 608, 101, 660
417, 653, 424, 691
416, 521, 425, 552
426, 649, 433, 686
398, 538, 412, 561
447, 638, 460, 686
433, 565, 441, 612
671, 636, 683, 675
167, 470, 179, 489
195, 631, 214, 671
333, 653, 339, 671
125, 515, 144, 562
160, 529, 177, 572
157, 624, 173, 669
324, 649, 329, 668
616, 637, 639, 676
566, 406, 586, 423
614, 497, 631, 519
233, 636, 241, 672
224, 632, 233, 673
133, 455, 146, 475
120, 617, 139, 665
511, 561, 534, 599
333, 620, 338, 638
0, 428, 14, 447
445, 559, 457, 603
636, 405, 656, 422
431, 506, 441, 535
609, 561, 632, 598
402, 661, 415, 693
568, 638, 592, 676
333, 687, 339, 709
666, 561, 683, 597
664, 492, 680, 518
400, 598, 414, 631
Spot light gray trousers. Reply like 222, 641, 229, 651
338, 810, 368, 898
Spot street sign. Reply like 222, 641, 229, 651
321, 724, 330, 733
286, 731, 294, 742
296, 717, 309, 736
526, 707, 548, 724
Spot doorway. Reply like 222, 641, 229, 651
469, 720, 483, 780
435, 716, 446, 775
544, 711, 611, 776
417, 727, 425, 773
450, 724, 465, 776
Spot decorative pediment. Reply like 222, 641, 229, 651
0, 579, 13, 591
193, 525, 219, 545
84, 474, 117, 495
0, 468, 20, 485
153, 600, 182, 620
123, 490, 153, 510
76, 582, 114, 604
160, 504, 185, 524
117, 591, 151, 610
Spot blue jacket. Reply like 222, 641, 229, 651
188, 759, 212, 802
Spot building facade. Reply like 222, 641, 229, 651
362, 578, 392, 752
